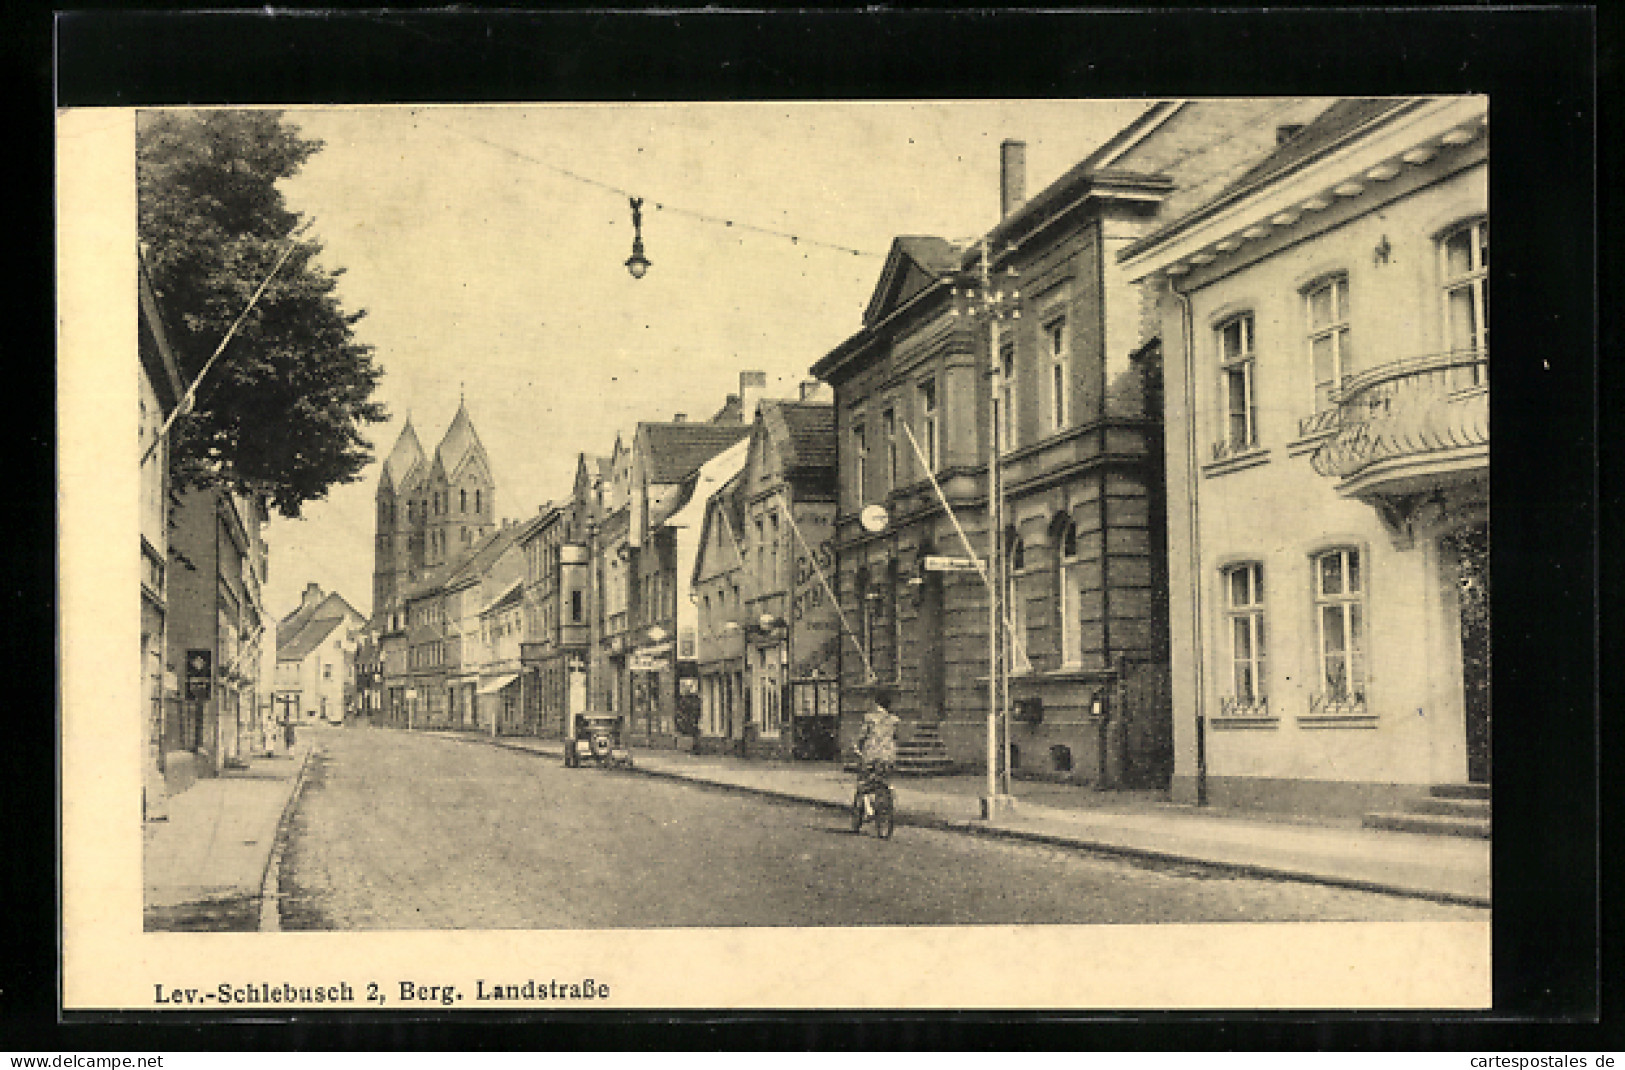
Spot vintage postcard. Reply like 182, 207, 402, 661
60, 95, 1493, 1013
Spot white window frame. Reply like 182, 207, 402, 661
1307, 275, 1352, 415
1057, 517, 1081, 668
1217, 313, 1258, 454
1222, 562, 1267, 714
1312, 547, 1367, 708
917, 376, 940, 470
883, 406, 898, 492
852, 417, 867, 505
1441, 218, 1489, 384
998, 339, 1018, 453
1045, 316, 1070, 433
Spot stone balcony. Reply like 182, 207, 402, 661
1310, 349, 1488, 501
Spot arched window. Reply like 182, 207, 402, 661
1004, 525, 1027, 666
461, 488, 467, 513
1053, 514, 1081, 667
476, 489, 482, 514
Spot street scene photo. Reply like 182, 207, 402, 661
135, 99, 1491, 935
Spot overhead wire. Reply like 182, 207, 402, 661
415, 112, 886, 261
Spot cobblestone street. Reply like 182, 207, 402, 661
278, 727, 1485, 929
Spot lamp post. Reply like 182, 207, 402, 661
960, 237, 1021, 816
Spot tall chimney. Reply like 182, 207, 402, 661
739, 370, 768, 423
672, 413, 688, 423
799, 380, 831, 403
302, 582, 322, 608
1000, 139, 1027, 219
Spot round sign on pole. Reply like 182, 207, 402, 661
859, 504, 889, 533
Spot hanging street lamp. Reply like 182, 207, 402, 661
625, 196, 651, 279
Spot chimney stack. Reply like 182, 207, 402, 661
1277, 124, 1305, 146
302, 582, 322, 608
739, 370, 768, 423
1000, 139, 1027, 219
672, 413, 688, 423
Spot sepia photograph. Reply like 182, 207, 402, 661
57, 89, 1507, 1012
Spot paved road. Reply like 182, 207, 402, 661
279, 726, 1484, 929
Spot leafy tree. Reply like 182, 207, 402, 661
138, 109, 386, 517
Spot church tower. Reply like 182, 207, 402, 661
426, 397, 496, 570
372, 416, 425, 620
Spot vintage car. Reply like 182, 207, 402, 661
563, 712, 633, 769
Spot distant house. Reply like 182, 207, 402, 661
274, 583, 365, 725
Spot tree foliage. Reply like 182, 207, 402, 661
138, 110, 386, 518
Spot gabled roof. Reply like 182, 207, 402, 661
1206, 97, 1416, 209
479, 577, 525, 617
862, 236, 966, 327
276, 592, 362, 663
381, 418, 426, 492
446, 518, 535, 591
1118, 97, 1427, 265
637, 421, 753, 485
761, 399, 836, 472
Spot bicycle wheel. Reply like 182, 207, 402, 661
876, 789, 895, 839
851, 790, 866, 833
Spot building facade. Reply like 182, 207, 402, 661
811, 102, 1339, 786
140, 255, 185, 816
518, 502, 592, 739
164, 485, 270, 778
273, 583, 364, 725
1119, 96, 1489, 816
693, 394, 841, 760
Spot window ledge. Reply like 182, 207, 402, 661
1296, 712, 1378, 729
1208, 715, 1280, 730
1201, 448, 1271, 478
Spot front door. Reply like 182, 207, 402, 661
1447, 523, 1491, 783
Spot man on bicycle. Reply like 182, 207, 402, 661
855, 688, 900, 795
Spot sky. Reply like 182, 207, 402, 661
259, 100, 1153, 622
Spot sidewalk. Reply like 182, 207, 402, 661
142, 738, 315, 931
437, 729, 1491, 908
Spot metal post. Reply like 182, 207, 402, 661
979, 238, 1013, 818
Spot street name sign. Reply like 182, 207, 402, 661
923, 555, 984, 573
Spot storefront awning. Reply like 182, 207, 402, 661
476, 673, 520, 695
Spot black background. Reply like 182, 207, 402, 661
11, 3, 1608, 1052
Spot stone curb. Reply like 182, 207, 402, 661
433, 730, 1491, 910
257, 743, 318, 933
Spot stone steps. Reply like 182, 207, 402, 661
1363, 783, 1491, 839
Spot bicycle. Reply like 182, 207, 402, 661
851, 762, 896, 839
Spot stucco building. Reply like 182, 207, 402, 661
273, 582, 364, 725
1119, 96, 1489, 822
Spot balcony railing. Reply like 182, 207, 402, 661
1309, 350, 1488, 491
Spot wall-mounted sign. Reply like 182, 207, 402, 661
184, 649, 211, 700
923, 555, 984, 573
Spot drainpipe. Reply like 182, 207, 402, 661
1169, 273, 1207, 807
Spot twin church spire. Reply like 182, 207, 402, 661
371, 398, 496, 618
